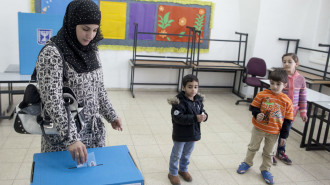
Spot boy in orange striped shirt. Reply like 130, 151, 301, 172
237, 68, 293, 185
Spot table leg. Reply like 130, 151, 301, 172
300, 101, 313, 147
6, 83, 13, 112
322, 113, 330, 146
177, 69, 181, 92
0, 84, 2, 116
0, 84, 11, 119
306, 105, 318, 151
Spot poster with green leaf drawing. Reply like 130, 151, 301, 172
156, 5, 206, 43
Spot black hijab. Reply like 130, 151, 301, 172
51, 0, 103, 73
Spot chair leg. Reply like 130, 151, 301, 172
253, 86, 259, 98
235, 98, 253, 105
235, 86, 259, 105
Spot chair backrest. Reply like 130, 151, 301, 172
246, 57, 266, 77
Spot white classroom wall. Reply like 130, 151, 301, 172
253, 0, 330, 95
0, 0, 329, 95
1, 0, 30, 71
237, 0, 261, 96
253, 0, 319, 67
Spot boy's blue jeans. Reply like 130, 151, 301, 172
169, 141, 195, 176
277, 122, 293, 152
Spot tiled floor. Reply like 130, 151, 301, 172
0, 90, 329, 185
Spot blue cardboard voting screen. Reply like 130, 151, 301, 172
18, 12, 63, 75
31, 145, 144, 185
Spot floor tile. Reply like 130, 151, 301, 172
0, 180, 14, 185
320, 180, 330, 185
2, 136, 33, 149
29, 136, 41, 148
207, 123, 233, 133
270, 166, 293, 183
191, 155, 224, 170
149, 124, 172, 135
218, 132, 245, 144
200, 132, 224, 144
139, 157, 168, 173
15, 163, 32, 180
201, 169, 239, 185
127, 124, 152, 135
106, 133, 133, 146
154, 134, 173, 145
0, 126, 11, 138
158, 144, 173, 158
143, 172, 172, 185
277, 165, 316, 182
23, 148, 41, 163
274, 183, 296, 185
294, 181, 326, 185
131, 134, 157, 146
300, 164, 330, 180
193, 142, 213, 156
215, 154, 246, 169
0, 137, 6, 148
231, 141, 250, 152
206, 142, 236, 155
0, 149, 27, 163
288, 150, 328, 165
135, 145, 163, 158
0, 163, 21, 180
12, 179, 30, 185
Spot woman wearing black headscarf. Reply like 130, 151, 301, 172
36, 0, 122, 164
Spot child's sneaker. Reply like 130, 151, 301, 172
261, 170, 274, 184
272, 156, 277, 165
276, 151, 292, 165
237, 162, 250, 174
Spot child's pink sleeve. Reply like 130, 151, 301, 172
298, 77, 307, 117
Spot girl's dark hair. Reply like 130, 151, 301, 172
182, 74, 199, 87
269, 68, 288, 83
282, 53, 299, 63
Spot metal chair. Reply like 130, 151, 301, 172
236, 57, 267, 105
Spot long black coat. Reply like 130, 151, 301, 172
168, 91, 207, 142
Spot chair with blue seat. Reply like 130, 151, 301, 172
235, 57, 267, 105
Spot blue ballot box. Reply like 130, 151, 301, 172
31, 145, 144, 185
